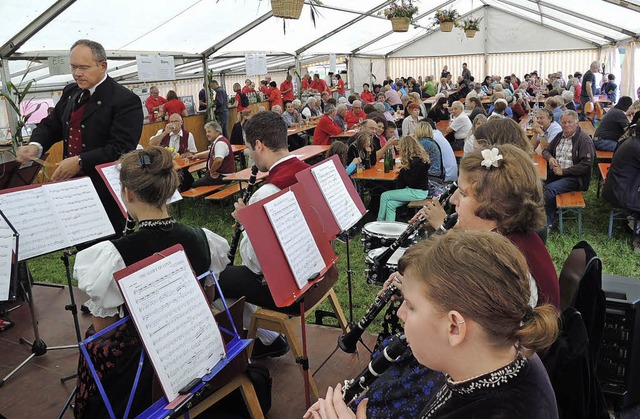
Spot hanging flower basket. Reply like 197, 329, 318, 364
440, 21, 454, 32
270, 0, 304, 19
465, 29, 477, 38
390, 17, 411, 32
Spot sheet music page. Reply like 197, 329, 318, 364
0, 216, 13, 300
99, 164, 181, 214
117, 250, 225, 402
311, 160, 362, 231
43, 178, 115, 246
263, 191, 325, 289
0, 187, 68, 261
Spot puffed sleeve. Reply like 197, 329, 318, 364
202, 228, 231, 287
74, 241, 126, 318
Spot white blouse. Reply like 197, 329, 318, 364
74, 228, 230, 318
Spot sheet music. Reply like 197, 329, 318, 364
263, 191, 325, 289
117, 250, 225, 402
0, 187, 67, 261
0, 216, 13, 300
43, 178, 115, 245
99, 164, 181, 217
311, 160, 362, 231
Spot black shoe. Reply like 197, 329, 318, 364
251, 335, 290, 359
80, 304, 91, 314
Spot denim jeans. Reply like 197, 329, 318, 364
593, 138, 618, 151
544, 176, 582, 226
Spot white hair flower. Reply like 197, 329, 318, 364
481, 148, 503, 169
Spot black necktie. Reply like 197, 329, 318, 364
74, 89, 90, 111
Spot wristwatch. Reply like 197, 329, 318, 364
77, 155, 83, 167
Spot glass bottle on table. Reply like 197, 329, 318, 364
363, 151, 371, 170
384, 149, 391, 173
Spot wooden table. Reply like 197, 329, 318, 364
331, 129, 358, 140
533, 153, 547, 180
436, 120, 449, 132
224, 145, 330, 181
287, 124, 317, 136
351, 160, 398, 181
174, 156, 206, 170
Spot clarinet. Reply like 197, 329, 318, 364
227, 165, 259, 265
338, 284, 400, 353
342, 333, 408, 404
122, 213, 136, 236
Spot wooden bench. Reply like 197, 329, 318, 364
556, 192, 585, 236
578, 121, 595, 138
205, 182, 249, 202
596, 150, 614, 161
597, 163, 610, 198
188, 161, 207, 173
180, 184, 225, 198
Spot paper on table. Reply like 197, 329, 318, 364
0, 216, 13, 300
118, 250, 225, 402
99, 163, 181, 216
311, 160, 361, 231
263, 191, 325, 289
0, 187, 67, 261
44, 178, 115, 245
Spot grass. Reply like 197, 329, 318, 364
26, 171, 640, 334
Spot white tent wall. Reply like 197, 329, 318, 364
389, 7, 596, 58
621, 42, 640, 99
351, 57, 386, 92
388, 55, 485, 81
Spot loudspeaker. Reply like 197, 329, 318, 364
598, 275, 640, 409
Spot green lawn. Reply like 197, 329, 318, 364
27, 172, 640, 333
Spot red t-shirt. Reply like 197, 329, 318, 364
311, 79, 328, 93
236, 92, 247, 112
345, 110, 364, 129
280, 80, 294, 102
302, 78, 310, 89
269, 88, 283, 108
260, 86, 271, 97
242, 86, 252, 94
145, 96, 167, 122
163, 99, 186, 117
337, 79, 345, 94
361, 90, 375, 104
313, 114, 343, 146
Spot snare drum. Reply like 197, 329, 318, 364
361, 221, 416, 253
364, 246, 407, 284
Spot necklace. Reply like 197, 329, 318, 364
138, 217, 176, 229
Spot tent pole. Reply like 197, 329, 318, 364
483, 5, 489, 78
295, 55, 302, 100
0, 58, 18, 139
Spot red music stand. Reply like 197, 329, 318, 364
237, 182, 339, 407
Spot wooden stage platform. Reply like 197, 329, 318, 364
0, 285, 376, 418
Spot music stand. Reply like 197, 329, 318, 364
0, 177, 115, 388
0, 209, 18, 303
295, 155, 366, 324
238, 183, 338, 408
0, 153, 49, 191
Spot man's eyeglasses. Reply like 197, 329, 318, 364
69, 64, 100, 72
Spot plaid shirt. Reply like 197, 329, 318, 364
556, 136, 574, 169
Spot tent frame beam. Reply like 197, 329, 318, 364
295, 0, 394, 55
201, 11, 273, 58
350, 0, 456, 55
603, 0, 640, 13
497, 0, 615, 43
0, 0, 77, 58
527, 0, 636, 37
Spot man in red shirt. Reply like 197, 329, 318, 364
345, 100, 365, 129
301, 73, 311, 91
310, 74, 328, 93
145, 86, 167, 122
313, 104, 343, 146
280, 74, 294, 104
260, 80, 271, 97
268, 81, 283, 109
335, 74, 346, 98
360, 83, 375, 104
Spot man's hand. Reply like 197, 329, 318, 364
52, 156, 81, 181
552, 165, 563, 176
548, 157, 558, 168
16, 145, 40, 163
231, 198, 246, 223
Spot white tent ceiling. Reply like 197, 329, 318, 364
2, 0, 640, 87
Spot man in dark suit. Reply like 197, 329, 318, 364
17, 39, 142, 235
